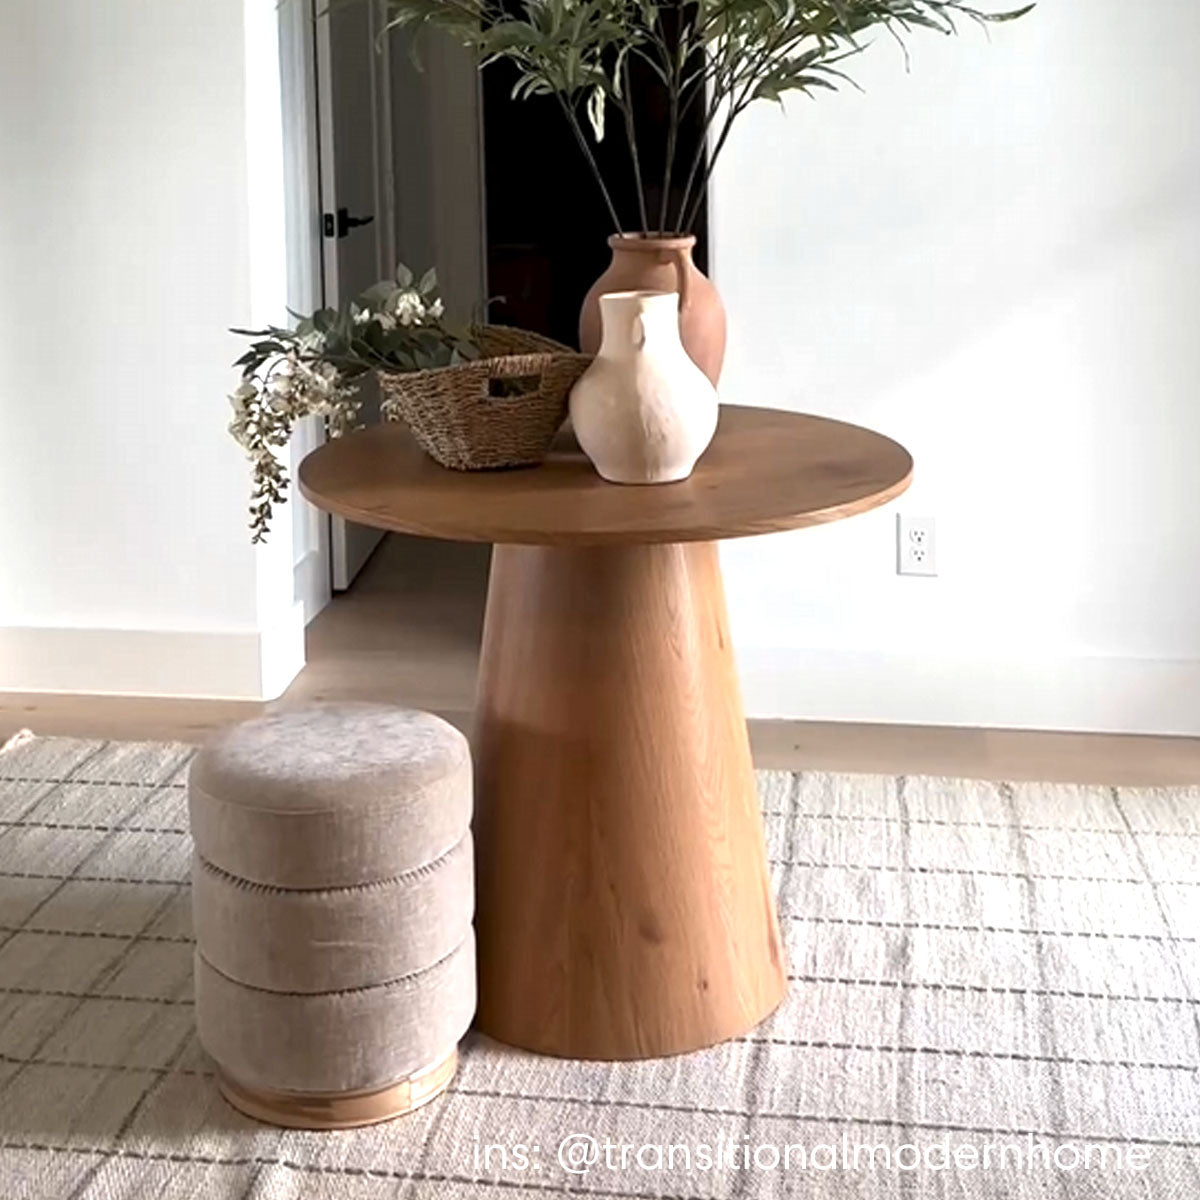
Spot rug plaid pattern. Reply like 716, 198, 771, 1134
1, 735, 1199, 1198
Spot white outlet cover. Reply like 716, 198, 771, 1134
897, 515, 937, 577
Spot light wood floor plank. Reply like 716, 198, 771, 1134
4, 536, 1198, 785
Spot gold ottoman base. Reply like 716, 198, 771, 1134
216, 1049, 458, 1130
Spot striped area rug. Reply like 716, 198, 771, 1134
1, 734, 1198, 1198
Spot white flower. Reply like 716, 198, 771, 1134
351, 305, 373, 326
300, 360, 333, 398
427, 298, 444, 320
229, 381, 257, 416
230, 340, 363, 542
268, 370, 295, 397
376, 310, 397, 332
393, 289, 425, 326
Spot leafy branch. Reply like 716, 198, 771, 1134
228, 265, 476, 542
373, 0, 1033, 235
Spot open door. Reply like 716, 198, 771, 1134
278, 0, 331, 624
281, 1, 485, 598
315, 0, 396, 589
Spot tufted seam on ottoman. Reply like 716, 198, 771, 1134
196, 939, 470, 997
193, 832, 471, 897
192, 832, 475, 993
195, 934, 477, 1094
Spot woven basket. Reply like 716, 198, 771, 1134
378, 326, 592, 470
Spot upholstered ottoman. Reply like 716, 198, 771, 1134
188, 704, 475, 1129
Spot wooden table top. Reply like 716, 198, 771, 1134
298, 404, 913, 546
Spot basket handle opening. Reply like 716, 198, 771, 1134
487, 372, 544, 399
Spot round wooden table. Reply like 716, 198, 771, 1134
299, 405, 912, 1061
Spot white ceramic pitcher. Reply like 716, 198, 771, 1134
569, 290, 719, 485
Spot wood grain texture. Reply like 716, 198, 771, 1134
473, 541, 787, 1059
215, 1049, 457, 1130
298, 405, 913, 546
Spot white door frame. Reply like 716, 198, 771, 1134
278, 0, 332, 625
276, 2, 487, 606
316, 0, 398, 590
278, 0, 400, 602
314, 0, 397, 308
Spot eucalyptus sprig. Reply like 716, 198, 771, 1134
228, 265, 476, 542
375, 0, 1033, 235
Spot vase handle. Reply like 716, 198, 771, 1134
669, 246, 691, 315
631, 313, 647, 350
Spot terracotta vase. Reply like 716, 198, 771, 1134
570, 290, 718, 485
579, 234, 726, 386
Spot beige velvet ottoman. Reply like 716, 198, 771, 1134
188, 704, 475, 1129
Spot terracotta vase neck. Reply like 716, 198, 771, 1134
608, 234, 696, 257
579, 230, 726, 385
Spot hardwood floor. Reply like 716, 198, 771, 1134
4, 535, 1199, 786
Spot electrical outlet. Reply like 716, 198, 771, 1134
897, 515, 937, 577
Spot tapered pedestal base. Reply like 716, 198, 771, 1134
474, 541, 787, 1060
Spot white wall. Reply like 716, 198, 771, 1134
0, 0, 304, 699
714, 0, 1200, 733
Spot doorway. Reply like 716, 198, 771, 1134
280, 0, 487, 619
279, 2, 711, 687
482, 40, 711, 344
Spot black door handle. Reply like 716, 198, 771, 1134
323, 208, 375, 239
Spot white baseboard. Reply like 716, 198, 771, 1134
0, 615, 306, 702
738, 647, 1200, 737
5, 626, 1198, 736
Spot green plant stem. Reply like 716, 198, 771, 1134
677, 22, 847, 231
671, 21, 757, 232
666, 56, 736, 228
554, 91, 624, 233
676, 51, 726, 122
656, 6, 683, 235
372, 0, 1033, 235
657, 75, 680, 234
620, 57, 651, 235
672, 75, 729, 233
673, 21, 797, 232
680, 88, 755, 233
